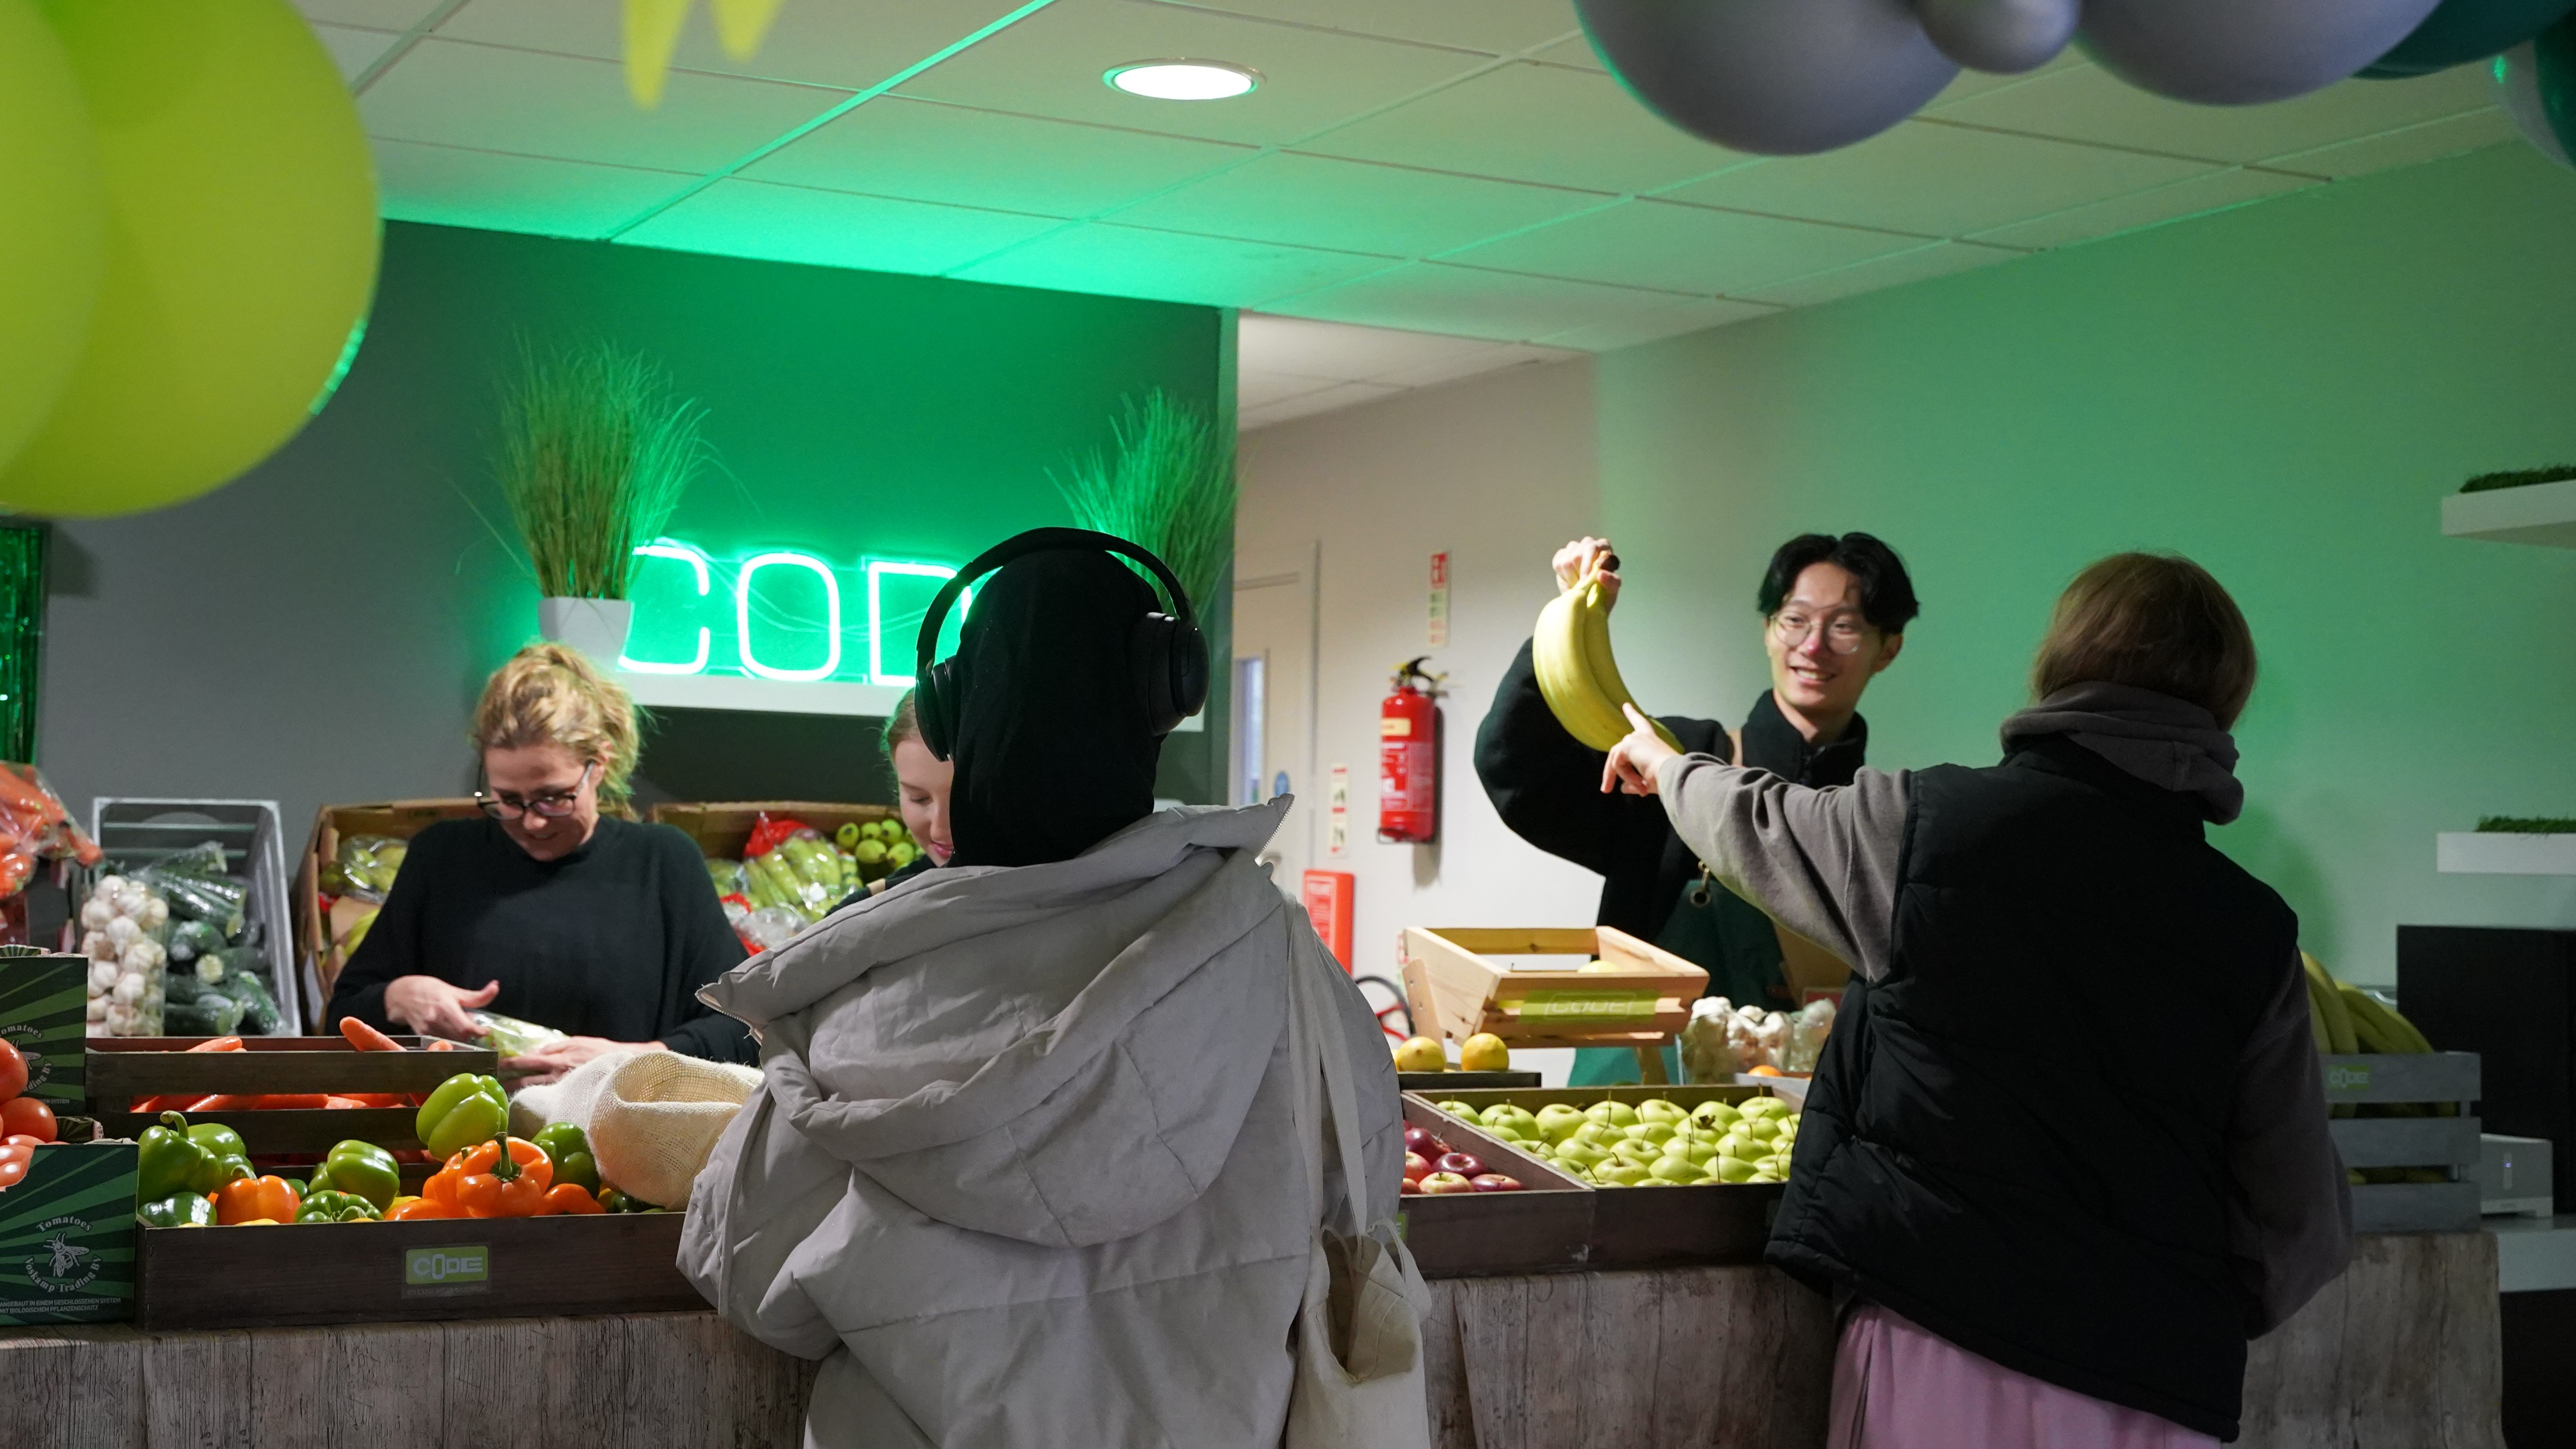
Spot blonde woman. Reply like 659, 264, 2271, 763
325, 643, 750, 1081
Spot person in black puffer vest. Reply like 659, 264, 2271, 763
1599, 553, 2352, 1448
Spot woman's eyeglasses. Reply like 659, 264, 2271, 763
477, 761, 597, 819
1770, 610, 1872, 656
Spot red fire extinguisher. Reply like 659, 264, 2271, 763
1379, 657, 1442, 845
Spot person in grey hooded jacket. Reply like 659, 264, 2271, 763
679, 544, 1403, 1448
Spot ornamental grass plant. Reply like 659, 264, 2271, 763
494, 339, 709, 599
1054, 389, 1235, 612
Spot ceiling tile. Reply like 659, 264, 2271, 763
1527, 36, 1601, 70
746, 97, 1250, 218
1922, 47, 2090, 105
372, 140, 698, 239
1928, 61, 2501, 165
1533, 298, 1773, 351
1376, 340, 1579, 386
1302, 60, 1746, 193
362, 39, 838, 174
1962, 165, 2317, 250
1238, 312, 1504, 379
1734, 239, 2021, 308
1241, 380, 1408, 428
1238, 366, 1345, 409
436, 0, 1025, 92
896, 0, 1489, 147
293, 0, 441, 29
1117, 152, 1608, 256
1153, 0, 1582, 56
1441, 198, 1920, 295
1275, 261, 1734, 344
950, 222, 1397, 306
1659, 119, 2211, 238
2259, 111, 2522, 180
312, 22, 403, 83
621, 178, 1065, 275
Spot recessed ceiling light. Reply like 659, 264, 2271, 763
1104, 59, 1261, 101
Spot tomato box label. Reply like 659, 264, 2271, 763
1, 953, 87, 1110
0, 1142, 136, 1325
403, 1244, 490, 1298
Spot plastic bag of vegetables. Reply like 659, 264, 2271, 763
470, 1009, 568, 1057
330, 835, 408, 902
134, 843, 248, 937
78, 874, 166, 1036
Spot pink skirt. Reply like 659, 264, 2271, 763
1829, 1302, 2220, 1449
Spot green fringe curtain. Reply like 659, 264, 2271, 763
0, 526, 46, 763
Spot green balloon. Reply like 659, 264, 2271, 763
0, 0, 105, 478
2361, 0, 2576, 77
0, 0, 379, 519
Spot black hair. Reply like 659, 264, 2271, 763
1757, 533, 1920, 634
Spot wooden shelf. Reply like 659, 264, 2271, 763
2442, 479, 2576, 549
614, 670, 1202, 729
2438, 832, 2576, 876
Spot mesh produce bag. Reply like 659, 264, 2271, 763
586, 1050, 762, 1209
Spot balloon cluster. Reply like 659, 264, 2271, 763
1578, 0, 2576, 167
0, 0, 379, 520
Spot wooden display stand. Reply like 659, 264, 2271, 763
87, 1035, 496, 1154
1402, 926, 1707, 1085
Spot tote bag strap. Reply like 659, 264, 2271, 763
1286, 913, 1380, 1243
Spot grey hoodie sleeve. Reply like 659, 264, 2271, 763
1651, 754, 1911, 982
2230, 954, 2356, 1334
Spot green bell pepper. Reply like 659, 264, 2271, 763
417, 1074, 509, 1160
597, 1187, 659, 1214
137, 1112, 214, 1204
186, 1121, 255, 1196
137, 1191, 216, 1228
530, 1122, 597, 1195
294, 1190, 380, 1224
308, 1139, 402, 1211
187, 1122, 246, 1160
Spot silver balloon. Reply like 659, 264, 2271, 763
2497, 40, 2575, 168
1918, 0, 2082, 73
1576, 0, 1959, 156
2081, 0, 2447, 104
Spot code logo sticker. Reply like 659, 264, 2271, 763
1515, 990, 1660, 1022
403, 1245, 490, 1297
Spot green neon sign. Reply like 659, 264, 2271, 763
619, 540, 971, 685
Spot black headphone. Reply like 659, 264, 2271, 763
913, 527, 1210, 760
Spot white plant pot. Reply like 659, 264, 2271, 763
538, 596, 634, 665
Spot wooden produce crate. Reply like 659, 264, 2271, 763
136, 1212, 700, 1330
649, 800, 899, 859
1396, 1097, 1595, 1278
1411, 1084, 1789, 1271
2324, 1051, 2483, 1234
88, 1035, 496, 1154
1401, 926, 1707, 1084
294, 799, 483, 1010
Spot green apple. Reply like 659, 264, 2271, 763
1636, 1178, 1682, 1187
1684, 1139, 1722, 1166
1611, 1140, 1660, 1168
1740, 1096, 1788, 1120
1570, 1120, 1619, 1149
1632, 1120, 1679, 1146
1592, 1161, 1650, 1187
1555, 1140, 1611, 1172
1719, 1136, 1758, 1162
1535, 1104, 1587, 1142
1638, 1099, 1687, 1125
1691, 1100, 1743, 1129
1437, 1100, 1479, 1119
1649, 1155, 1703, 1183
1713, 1156, 1758, 1183
1742, 1116, 1781, 1143
1584, 1101, 1641, 1129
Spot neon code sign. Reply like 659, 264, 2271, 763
616, 540, 972, 687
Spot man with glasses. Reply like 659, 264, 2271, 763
1476, 532, 1918, 1084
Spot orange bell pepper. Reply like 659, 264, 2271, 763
384, 1197, 459, 1221
215, 1175, 300, 1225
440, 1133, 553, 1218
537, 1182, 603, 1215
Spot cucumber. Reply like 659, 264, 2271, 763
164, 995, 244, 1037
167, 919, 226, 964
212, 970, 282, 1035
202, 947, 262, 983
163, 972, 213, 1006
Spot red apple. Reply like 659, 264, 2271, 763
1399, 1177, 1422, 1195
1469, 1174, 1524, 1193
1403, 1125, 1436, 1157
1403, 1152, 1432, 1183
1417, 1172, 1476, 1195
1433, 1152, 1485, 1180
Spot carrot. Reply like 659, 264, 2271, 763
199, 1094, 329, 1111
131, 1093, 220, 1114
425, 1039, 464, 1051
339, 1018, 404, 1052
335, 1093, 408, 1109
188, 1037, 246, 1053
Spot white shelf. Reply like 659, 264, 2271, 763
2442, 478, 2576, 548
613, 669, 1204, 729
2438, 832, 2576, 876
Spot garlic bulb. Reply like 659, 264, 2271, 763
104, 1002, 138, 1034
87, 957, 118, 992
81, 931, 112, 961
140, 896, 169, 930
113, 882, 147, 918
104, 915, 138, 948
84, 995, 107, 1022
78, 897, 112, 932
110, 971, 144, 1005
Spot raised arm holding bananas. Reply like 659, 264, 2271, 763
1473, 531, 1919, 1086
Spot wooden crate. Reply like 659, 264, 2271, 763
1397, 1098, 1595, 1279
135, 1212, 701, 1330
2324, 1050, 2484, 1234
293, 799, 483, 1009
1402, 926, 1707, 1083
1409, 1084, 1791, 1272
88, 1035, 496, 1153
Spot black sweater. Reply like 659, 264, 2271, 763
325, 816, 753, 1063
1474, 637, 1867, 946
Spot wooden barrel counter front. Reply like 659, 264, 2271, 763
0, 1232, 2502, 1448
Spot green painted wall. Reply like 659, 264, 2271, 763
40, 221, 1228, 830
1596, 142, 2576, 986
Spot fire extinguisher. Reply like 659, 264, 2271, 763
1379, 657, 1443, 845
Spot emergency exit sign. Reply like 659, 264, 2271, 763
1428, 551, 1450, 648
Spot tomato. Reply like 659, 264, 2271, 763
0, 1143, 30, 1190
0, 1096, 56, 1143
0, 1037, 25, 1101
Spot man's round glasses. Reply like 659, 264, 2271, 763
1770, 611, 1872, 656
477, 761, 596, 819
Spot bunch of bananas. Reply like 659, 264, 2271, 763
2302, 952, 2433, 1056
1533, 565, 1684, 753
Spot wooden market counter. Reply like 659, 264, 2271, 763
0, 1233, 2501, 1449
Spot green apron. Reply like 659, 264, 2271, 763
1569, 868, 1788, 1087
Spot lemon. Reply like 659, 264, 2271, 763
1458, 1033, 1511, 1072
